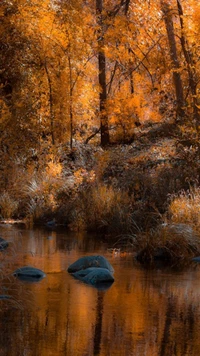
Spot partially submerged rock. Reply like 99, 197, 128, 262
68, 256, 114, 288
192, 256, 200, 262
0, 237, 9, 251
0, 295, 12, 300
13, 266, 46, 282
45, 219, 56, 228
72, 267, 114, 284
67, 255, 114, 273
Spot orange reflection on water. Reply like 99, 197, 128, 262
0, 227, 200, 355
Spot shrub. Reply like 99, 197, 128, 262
168, 187, 200, 231
25, 161, 64, 222
135, 223, 200, 265
79, 182, 133, 233
0, 192, 18, 219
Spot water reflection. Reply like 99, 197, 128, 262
0, 225, 200, 355
94, 292, 104, 355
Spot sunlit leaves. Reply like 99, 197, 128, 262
0, 0, 199, 152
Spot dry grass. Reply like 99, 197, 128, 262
135, 223, 200, 264
25, 161, 65, 222
168, 187, 200, 232
78, 182, 133, 233
0, 192, 18, 219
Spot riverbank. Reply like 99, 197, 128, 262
32, 121, 200, 233
0, 119, 200, 263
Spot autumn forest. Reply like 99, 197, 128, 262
0, 0, 200, 254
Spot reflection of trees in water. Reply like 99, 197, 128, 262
0, 278, 200, 356
0, 297, 36, 355
56, 231, 105, 253
0, 307, 20, 355
159, 296, 176, 356
94, 291, 104, 355
159, 296, 197, 356
63, 286, 71, 356
1, 225, 200, 355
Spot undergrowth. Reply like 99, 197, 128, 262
0, 122, 199, 257
168, 187, 200, 232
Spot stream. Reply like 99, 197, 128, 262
0, 224, 200, 355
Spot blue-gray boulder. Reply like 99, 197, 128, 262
13, 266, 46, 282
0, 295, 12, 300
192, 256, 200, 262
0, 237, 9, 250
67, 255, 114, 273
73, 267, 114, 284
71, 267, 114, 290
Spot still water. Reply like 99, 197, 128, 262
0, 225, 200, 356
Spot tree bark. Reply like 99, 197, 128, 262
124, 1, 134, 94
161, 0, 185, 120
44, 61, 55, 145
124, 0, 131, 15
68, 55, 74, 149
176, 0, 200, 129
96, 0, 110, 146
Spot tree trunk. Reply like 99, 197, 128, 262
124, 0, 131, 15
96, 0, 110, 146
124, 1, 134, 94
176, 0, 200, 130
68, 55, 74, 149
161, 0, 185, 120
44, 61, 55, 145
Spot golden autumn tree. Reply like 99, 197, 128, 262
14, 0, 72, 146
160, 0, 185, 120
96, 0, 110, 146
0, 1, 42, 155
0, 0, 98, 150
1, 0, 199, 152
100, 0, 167, 141
176, 0, 200, 129
160, 0, 200, 128
53, 0, 98, 148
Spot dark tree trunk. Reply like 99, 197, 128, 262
96, 0, 110, 146
161, 0, 185, 120
124, 0, 131, 15
68, 55, 74, 149
124, 1, 134, 94
176, 0, 200, 130
44, 61, 55, 145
